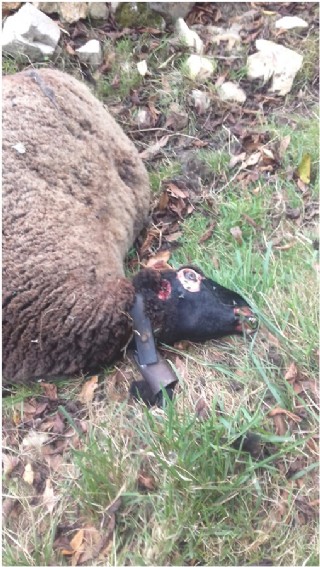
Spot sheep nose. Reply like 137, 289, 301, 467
234, 306, 258, 333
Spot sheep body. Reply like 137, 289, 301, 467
3, 69, 150, 383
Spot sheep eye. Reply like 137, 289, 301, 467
184, 270, 197, 281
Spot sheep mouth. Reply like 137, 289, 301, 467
234, 306, 258, 334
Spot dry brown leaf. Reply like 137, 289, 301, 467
12, 408, 21, 425
79, 376, 98, 404
230, 226, 243, 245
139, 135, 169, 160
145, 250, 171, 269
284, 362, 298, 382
78, 525, 105, 564
274, 242, 296, 251
40, 382, 58, 400
272, 413, 287, 435
2, 454, 19, 476
44, 453, 64, 471
242, 213, 259, 229
23, 463, 34, 485
174, 356, 188, 381
43, 478, 57, 514
195, 398, 210, 420
40, 412, 65, 434
279, 134, 291, 158
164, 103, 188, 131
21, 400, 48, 420
158, 190, 170, 210
166, 183, 189, 200
241, 151, 261, 169
140, 227, 159, 257
212, 256, 220, 270
138, 472, 157, 491
229, 152, 247, 168
62, 529, 85, 556
268, 407, 302, 422
199, 222, 216, 244
165, 231, 183, 242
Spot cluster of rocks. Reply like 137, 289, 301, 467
2, 2, 308, 98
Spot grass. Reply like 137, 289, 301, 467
2, 8, 319, 567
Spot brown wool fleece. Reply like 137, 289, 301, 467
2, 69, 150, 383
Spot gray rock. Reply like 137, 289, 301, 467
2, 3, 60, 61
150, 2, 195, 23
88, 2, 109, 20
76, 39, 102, 67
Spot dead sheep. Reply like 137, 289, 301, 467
2, 68, 257, 386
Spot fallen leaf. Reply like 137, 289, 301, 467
62, 529, 85, 557
268, 407, 302, 422
242, 213, 259, 229
229, 152, 246, 168
158, 190, 170, 210
279, 134, 291, 158
165, 231, 183, 243
284, 362, 299, 382
138, 472, 157, 491
139, 135, 169, 160
2, 454, 19, 476
77, 526, 105, 564
297, 153, 311, 184
164, 103, 188, 131
20, 400, 48, 421
145, 250, 171, 269
166, 183, 189, 200
230, 226, 243, 245
241, 151, 261, 168
43, 478, 57, 514
199, 222, 216, 243
40, 382, 58, 400
44, 454, 64, 471
195, 398, 210, 420
79, 376, 98, 404
273, 413, 287, 435
23, 463, 34, 485
140, 227, 159, 257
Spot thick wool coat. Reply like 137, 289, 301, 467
2, 69, 150, 383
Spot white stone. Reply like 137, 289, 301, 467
247, 39, 303, 96
217, 81, 247, 103
88, 2, 109, 20
185, 54, 215, 81
275, 16, 308, 30
2, 3, 60, 60
137, 60, 148, 76
110, 2, 120, 13
175, 18, 203, 54
76, 39, 102, 67
58, 2, 88, 23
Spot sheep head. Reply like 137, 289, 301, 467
133, 266, 258, 345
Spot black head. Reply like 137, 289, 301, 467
133, 266, 258, 344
